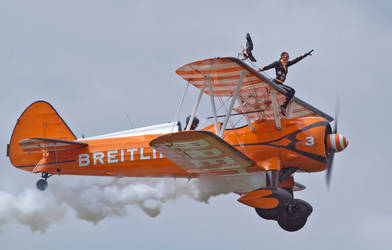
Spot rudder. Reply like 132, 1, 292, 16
8, 101, 76, 170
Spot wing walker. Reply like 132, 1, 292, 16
7, 35, 348, 231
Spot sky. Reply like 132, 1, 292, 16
1, 0, 392, 249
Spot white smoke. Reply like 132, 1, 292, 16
51, 177, 224, 223
0, 189, 66, 232
0, 174, 264, 233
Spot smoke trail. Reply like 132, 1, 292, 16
0, 189, 66, 232
0, 173, 265, 232
51, 176, 243, 222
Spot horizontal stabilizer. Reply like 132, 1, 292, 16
18, 137, 87, 154
150, 131, 255, 175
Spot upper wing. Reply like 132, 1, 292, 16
18, 137, 88, 154
176, 57, 333, 121
150, 130, 256, 175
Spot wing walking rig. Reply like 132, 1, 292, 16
7, 41, 348, 232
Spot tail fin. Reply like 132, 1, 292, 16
8, 101, 77, 170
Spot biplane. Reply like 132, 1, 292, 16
7, 42, 348, 232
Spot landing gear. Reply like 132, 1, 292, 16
253, 170, 312, 231
255, 189, 313, 232
254, 197, 313, 232
36, 172, 52, 191
255, 206, 283, 220
36, 179, 48, 191
278, 216, 307, 232
277, 199, 313, 232
254, 187, 291, 220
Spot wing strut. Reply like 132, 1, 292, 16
271, 89, 282, 130
219, 71, 246, 137
186, 78, 208, 131
208, 78, 220, 135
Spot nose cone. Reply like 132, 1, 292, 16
327, 134, 348, 152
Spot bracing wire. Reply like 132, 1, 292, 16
172, 81, 190, 132
218, 97, 248, 155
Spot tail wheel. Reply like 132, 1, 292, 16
36, 172, 52, 191
36, 179, 48, 191
277, 199, 313, 232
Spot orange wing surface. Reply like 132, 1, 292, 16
176, 57, 333, 121
150, 131, 255, 174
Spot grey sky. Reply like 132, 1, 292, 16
1, 0, 391, 249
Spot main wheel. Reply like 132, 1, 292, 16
278, 216, 307, 232
277, 199, 313, 232
253, 187, 292, 220
255, 207, 283, 220
36, 179, 48, 191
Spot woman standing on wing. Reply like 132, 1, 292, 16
259, 50, 313, 115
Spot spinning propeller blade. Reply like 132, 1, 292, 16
326, 140, 336, 188
326, 97, 343, 188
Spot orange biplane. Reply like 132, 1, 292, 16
7, 48, 348, 231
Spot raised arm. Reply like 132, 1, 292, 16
287, 49, 313, 66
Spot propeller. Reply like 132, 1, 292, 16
325, 97, 348, 188
326, 118, 337, 188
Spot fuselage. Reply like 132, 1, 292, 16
22, 117, 330, 177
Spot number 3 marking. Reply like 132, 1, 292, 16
305, 136, 315, 146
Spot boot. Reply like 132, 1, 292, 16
280, 105, 286, 116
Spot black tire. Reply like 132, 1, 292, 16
255, 207, 283, 220
291, 199, 313, 217
36, 179, 48, 191
277, 199, 313, 232
278, 217, 307, 232
253, 187, 292, 220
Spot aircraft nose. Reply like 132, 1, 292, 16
326, 134, 348, 152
